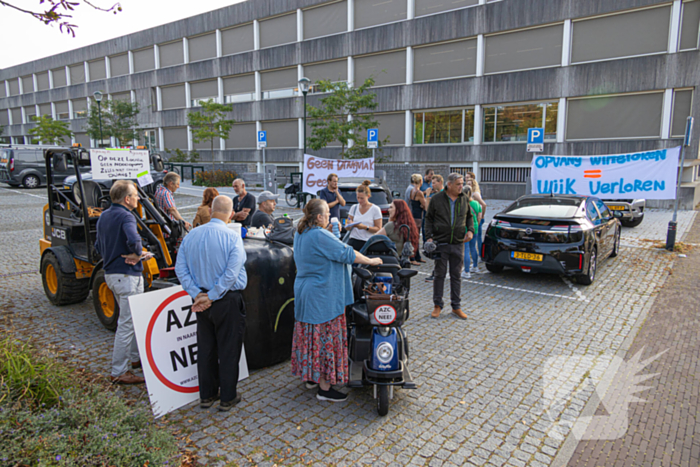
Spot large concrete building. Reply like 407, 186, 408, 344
1, 0, 699, 205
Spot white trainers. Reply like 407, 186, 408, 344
461, 271, 471, 279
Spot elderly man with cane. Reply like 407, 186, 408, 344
175, 195, 248, 411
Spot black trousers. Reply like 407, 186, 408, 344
347, 238, 366, 251
433, 244, 464, 309
196, 290, 246, 403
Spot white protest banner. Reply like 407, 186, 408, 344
530, 147, 681, 200
90, 148, 150, 180
130, 286, 249, 418
303, 154, 374, 194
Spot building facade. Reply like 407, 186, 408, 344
1, 0, 699, 206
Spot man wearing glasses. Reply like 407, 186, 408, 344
96, 180, 152, 385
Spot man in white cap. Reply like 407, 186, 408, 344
250, 191, 280, 228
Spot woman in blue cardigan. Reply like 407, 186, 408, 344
292, 199, 383, 402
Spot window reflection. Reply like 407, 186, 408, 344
483, 102, 558, 142
413, 109, 474, 144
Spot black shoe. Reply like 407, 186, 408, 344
218, 393, 242, 411
305, 381, 319, 389
200, 394, 220, 409
425, 273, 434, 282
316, 387, 348, 402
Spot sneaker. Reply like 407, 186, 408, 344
474, 267, 487, 274
218, 393, 242, 411
200, 394, 220, 409
305, 381, 319, 389
316, 387, 348, 402
425, 273, 434, 282
461, 271, 471, 279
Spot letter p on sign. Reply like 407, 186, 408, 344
527, 127, 544, 152
367, 128, 378, 149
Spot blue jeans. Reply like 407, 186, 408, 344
477, 218, 484, 259
464, 236, 478, 270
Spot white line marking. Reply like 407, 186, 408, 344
560, 276, 589, 303
0, 187, 46, 199
415, 271, 585, 301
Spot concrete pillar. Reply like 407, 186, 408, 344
661, 89, 673, 139
406, 46, 414, 84
216, 29, 223, 57
348, 0, 354, 31
557, 98, 567, 143
561, 20, 572, 67
473, 104, 483, 145
669, 0, 682, 53
297, 9, 304, 42
254, 20, 260, 50
476, 35, 485, 77
405, 111, 412, 147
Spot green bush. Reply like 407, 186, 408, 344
0, 339, 180, 466
164, 148, 199, 163
193, 169, 238, 187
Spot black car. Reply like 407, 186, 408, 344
337, 181, 393, 228
482, 194, 621, 285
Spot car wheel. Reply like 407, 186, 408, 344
22, 174, 41, 189
577, 247, 597, 285
610, 228, 621, 257
485, 263, 504, 273
621, 217, 643, 228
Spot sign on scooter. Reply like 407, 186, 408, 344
374, 304, 397, 325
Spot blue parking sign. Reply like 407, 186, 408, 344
527, 128, 544, 144
367, 128, 378, 149
257, 130, 267, 149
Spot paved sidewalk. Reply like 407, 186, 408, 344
564, 215, 700, 467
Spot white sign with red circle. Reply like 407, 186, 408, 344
374, 304, 397, 325
130, 286, 248, 418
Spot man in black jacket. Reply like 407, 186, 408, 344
424, 173, 474, 320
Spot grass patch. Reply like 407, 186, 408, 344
0, 338, 183, 466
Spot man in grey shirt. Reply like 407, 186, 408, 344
251, 191, 280, 228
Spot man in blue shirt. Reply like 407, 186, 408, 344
317, 173, 346, 220
175, 195, 248, 411
96, 180, 152, 385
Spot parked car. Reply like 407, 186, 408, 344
337, 178, 394, 228
482, 194, 621, 285
602, 199, 645, 228
0, 145, 89, 188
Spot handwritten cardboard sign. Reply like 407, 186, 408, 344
90, 149, 150, 180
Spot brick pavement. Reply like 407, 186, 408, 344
0, 184, 697, 466
563, 214, 700, 467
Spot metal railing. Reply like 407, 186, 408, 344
164, 163, 206, 181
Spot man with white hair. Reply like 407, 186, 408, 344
175, 195, 248, 411
231, 178, 256, 227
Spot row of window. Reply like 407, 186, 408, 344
4, 90, 692, 148
2, 1, 699, 99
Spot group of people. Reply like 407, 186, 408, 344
153, 172, 283, 232
94, 168, 487, 408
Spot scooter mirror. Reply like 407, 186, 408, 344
354, 267, 372, 281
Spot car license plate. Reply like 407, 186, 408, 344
607, 205, 625, 211
512, 251, 543, 262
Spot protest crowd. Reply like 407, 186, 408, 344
96, 167, 486, 408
